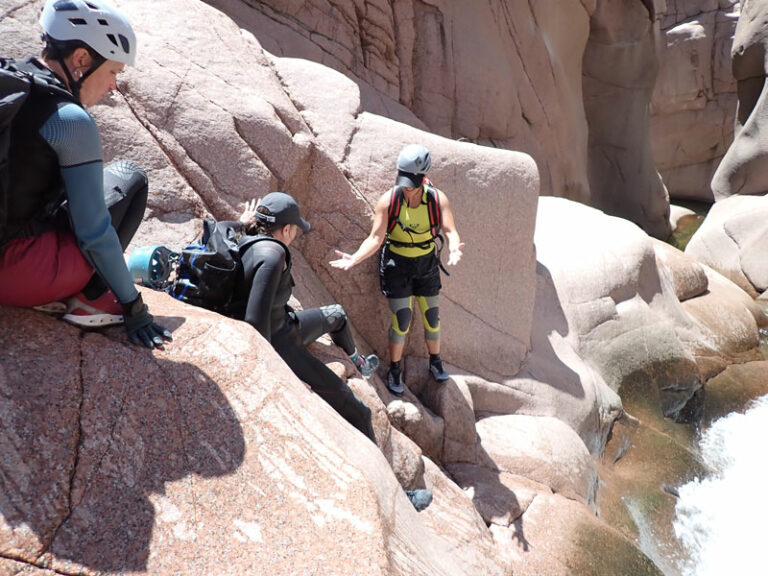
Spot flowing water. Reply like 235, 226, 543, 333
662, 201, 768, 574
672, 395, 768, 575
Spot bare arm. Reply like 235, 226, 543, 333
438, 190, 464, 266
329, 191, 392, 270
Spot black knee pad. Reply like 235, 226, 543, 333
424, 307, 440, 330
395, 307, 412, 333
104, 160, 148, 206
109, 160, 147, 188
321, 303, 347, 325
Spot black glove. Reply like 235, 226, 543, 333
122, 294, 172, 348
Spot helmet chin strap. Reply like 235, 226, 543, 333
57, 57, 103, 104
43, 36, 106, 103
56, 58, 81, 102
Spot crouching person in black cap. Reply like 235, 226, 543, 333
238, 192, 432, 511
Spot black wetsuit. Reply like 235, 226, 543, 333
239, 237, 375, 443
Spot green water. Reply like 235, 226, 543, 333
668, 214, 705, 251
667, 200, 711, 251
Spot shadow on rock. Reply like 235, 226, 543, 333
446, 443, 537, 554
0, 308, 245, 573
519, 262, 583, 399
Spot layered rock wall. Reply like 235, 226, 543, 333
583, 0, 670, 239
651, 0, 739, 202
207, 0, 594, 202
1, 0, 539, 379
208, 0, 679, 237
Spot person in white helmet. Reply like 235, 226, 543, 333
0, 0, 170, 348
330, 144, 463, 395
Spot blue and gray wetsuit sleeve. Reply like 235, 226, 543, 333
39, 103, 138, 304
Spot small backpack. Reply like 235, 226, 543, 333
386, 181, 442, 239
385, 180, 449, 274
0, 57, 74, 245
167, 219, 242, 314
166, 219, 263, 316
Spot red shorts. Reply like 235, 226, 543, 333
0, 229, 94, 307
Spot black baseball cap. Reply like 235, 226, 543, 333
256, 192, 311, 232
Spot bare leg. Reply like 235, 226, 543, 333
426, 339, 440, 355
389, 340, 406, 363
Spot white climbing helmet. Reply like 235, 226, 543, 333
396, 144, 432, 175
40, 0, 136, 66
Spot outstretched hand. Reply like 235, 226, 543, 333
329, 250, 356, 271
447, 242, 465, 266
239, 198, 258, 224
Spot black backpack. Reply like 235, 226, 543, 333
167, 219, 264, 316
0, 57, 74, 244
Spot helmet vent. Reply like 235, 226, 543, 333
118, 34, 130, 53
41, 0, 136, 65
53, 0, 78, 11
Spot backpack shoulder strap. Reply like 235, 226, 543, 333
18, 58, 73, 101
424, 183, 441, 234
0, 58, 31, 99
0, 59, 33, 246
3, 58, 74, 103
386, 186, 404, 234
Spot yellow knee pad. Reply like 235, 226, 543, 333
416, 296, 440, 340
388, 297, 413, 343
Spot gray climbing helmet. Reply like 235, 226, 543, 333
396, 144, 432, 175
40, 0, 137, 66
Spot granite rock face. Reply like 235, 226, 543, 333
207, 0, 678, 237
651, 1, 740, 202
1, 0, 762, 574
2, 0, 540, 380
495, 197, 762, 455
207, 0, 595, 202
0, 292, 508, 576
583, 0, 671, 238
711, 0, 768, 199
686, 194, 768, 297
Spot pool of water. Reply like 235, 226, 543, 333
668, 214, 705, 251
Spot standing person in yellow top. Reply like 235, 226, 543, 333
330, 144, 463, 395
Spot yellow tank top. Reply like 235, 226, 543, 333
388, 188, 436, 258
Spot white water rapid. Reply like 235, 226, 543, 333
673, 395, 768, 576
